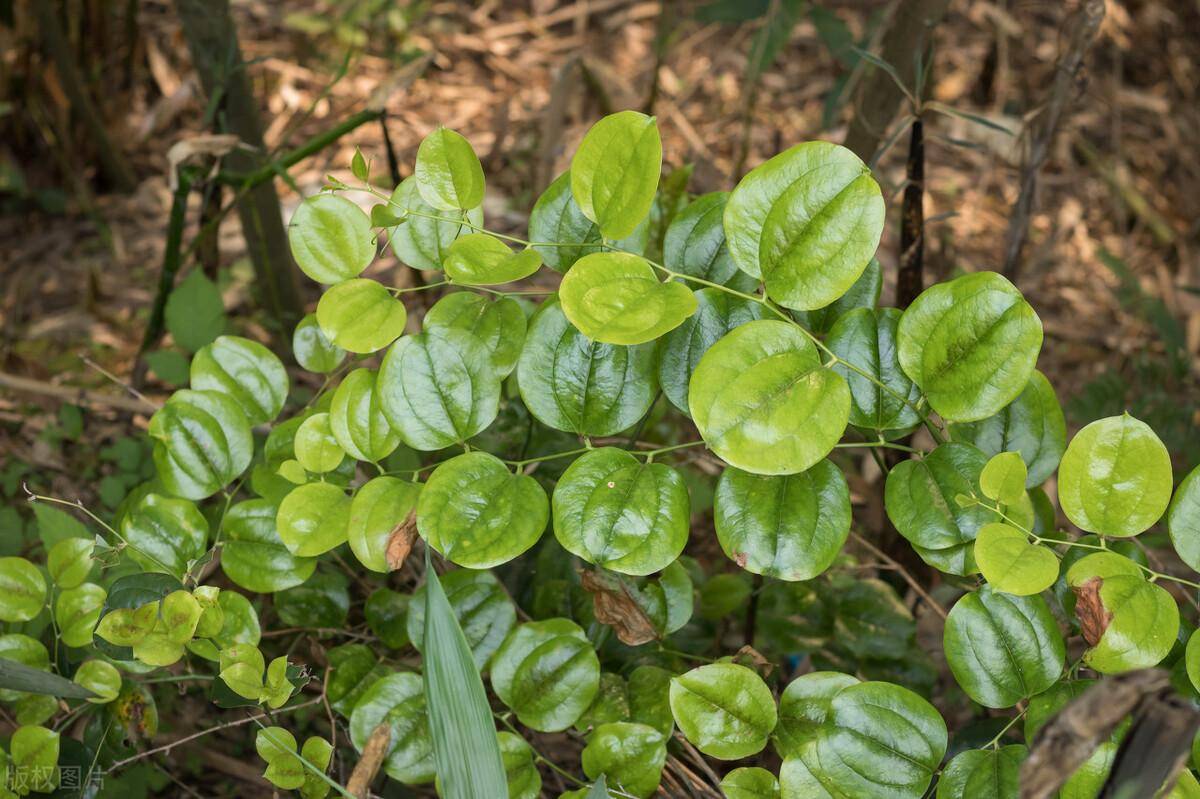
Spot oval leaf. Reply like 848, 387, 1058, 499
570, 111, 662, 240
190, 335, 288, 424
491, 618, 601, 732
559, 252, 697, 345
316, 278, 407, 354
669, 663, 777, 760
289, 194, 376, 284
444, 233, 542, 285
414, 127, 485, 211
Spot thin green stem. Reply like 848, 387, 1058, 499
983, 707, 1027, 749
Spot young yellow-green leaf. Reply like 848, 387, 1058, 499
406, 568, 515, 670
721, 767, 781, 799
581, 722, 667, 799
190, 335, 288, 424
979, 452, 1028, 505
423, 292, 526, 377
10, 725, 59, 793
298, 736, 334, 799
528, 171, 649, 273
689, 319, 850, 475
74, 660, 121, 704
949, 370, 1066, 488
294, 413, 345, 473
973, 523, 1058, 596
149, 389, 253, 500
491, 618, 600, 732
293, 313, 346, 374
444, 233, 542, 285
897, 271, 1043, 422
315, 278, 407, 354
160, 590, 202, 644
943, 586, 1064, 708
221, 499, 316, 593
94, 602, 158, 647
386, 176, 483, 271
498, 731, 541, 799
329, 368, 401, 464
0, 557, 46, 623
517, 299, 657, 436
414, 127, 485, 211
56, 583, 106, 648
261, 656, 294, 708
256, 726, 305, 790
792, 258, 883, 334
570, 111, 662, 240
46, 537, 93, 589
714, 461, 851, 581
421, 556, 508, 799
936, 746, 1026, 799
289, 194, 376, 284
826, 307, 922, 432
347, 476, 420, 573
1058, 413, 1173, 537
132, 620, 186, 667
378, 328, 501, 451
670, 663, 777, 760
552, 447, 689, 576
724, 141, 883, 310
1186, 629, 1200, 696
418, 452, 548, 569
664, 192, 757, 291
276, 482, 351, 557
219, 643, 266, 700
120, 493, 208, 578
558, 252, 696, 345
1169, 464, 1200, 572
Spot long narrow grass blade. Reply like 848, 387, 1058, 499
0, 659, 96, 699
422, 552, 507, 799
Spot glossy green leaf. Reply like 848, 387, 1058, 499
581, 722, 666, 799
327, 369, 400, 464
658, 288, 766, 413
414, 127, 485, 211
1058, 413, 1173, 537
294, 413, 345, 473
663, 191, 756, 290
670, 663, 777, 759
979, 451, 1028, 506
499, 731, 541, 799
365, 589, 410, 649
721, 767, 781, 799
0, 557, 45, 622
558, 251, 697, 345
293, 313, 346, 374
974, 523, 1058, 596
724, 141, 883, 309
221, 499, 315, 592
218, 643, 265, 700
149, 389, 252, 500
407, 568, 516, 670
56, 583, 105, 648
378, 328, 500, 451
74, 660, 120, 704
424, 291, 527, 377
826, 307, 921, 432
552, 447, 689, 576
316, 278, 407, 354
897, 271, 1043, 422
256, 726, 304, 790
419, 452, 548, 569
190, 335, 288, 424
774, 671, 860, 758
275, 570, 350, 628
444, 233, 542, 285
570, 110, 662, 240
949, 370, 1066, 487
528, 171, 648, 272
326, 644, 388, 716
1186, 629, 1200, 695
491, 618, 600, 732
792, 258, 882, 334
347, 476, 420, 572
386, 176, 483, 271
1170, 465, 1200, 572
46, 536, 93, 589
10, 725, 59, 793
575, 672, 630, 731
276, 482, 351, 557
936, 746, 1026, 799
517, 299, 657, 437
689, 319, 850, 475
289, 193, 376, 284
714, 461, 850, 580
943, 586, 1064, 707
349, 672, 434, 784
120, 493, 208, 578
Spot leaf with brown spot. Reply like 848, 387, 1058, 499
386, 509, 418, 572
581, 569, 659, 646
1072, 577, 1112, 646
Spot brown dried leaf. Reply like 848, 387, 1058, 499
386, 509, 418, 572
580, 569, 659, 646
1072, 576, 1112, 646
732, 645, 774, 678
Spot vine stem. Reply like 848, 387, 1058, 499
982, 707, 1027, 749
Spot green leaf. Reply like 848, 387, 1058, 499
326, 644, 388, 716
329, 368, 401, 464
491, 618, 601, 732
316, 278, 408, 354
55, 583, 105, 648
364, 589, 410, 649
219, 643, 265, 700
714, 461, 850, 580
221, 499, 315, 592
351, 147, 369, 181
422, 556, 508, 799
897, 271, 1043, 422
32, 503, 88, 549
570, 111, 662, 240
277, 482, 351, 557
275, 571, 350, 628
979, 451, 1028, 505
386, 176, 483, 272
1170, 464, 1200, 572
528, 171, 649, 273
294, 412, 345, 473
444, 233, 542, 285
1186, 629, 1200, 696
1066, 555, 1178, 673
826, 307, 921, 432
0, 635, 50, 702
120, 493, 208, 578
698, 573, 752, 620
884, 442, 991, 575
74, 660, 120, 703
46, 533, 93, 589
299, 737, 334, 799
658, 288, 766, 414
293, 313, 346, 374
289, 193, 376, 284
774, 671, 860, 758
378, 328, 500, 451
418, 452, 548, 569
498, 731, 542, 799
1057, 413, 1173, 537
165, 270, 224, 352
347, 476, 420, 572
349, 672, 434, 784
628, 665, 675, 738
581, 722, 667, 798
724, 141, 883, 310
424, 292, 527, 377
145, 348, 191, 386
949, 370, 1066, 487
558, 251, 697, 345
936, 746, 1026, 799
0, 557, 45, 622
663, 191, 757, 291
575, 672, 630, 731
689, 319, 850, 475
721, 767, 781, 799
10, 725, 59, 793
415, 127, 485, 211
670, 663, 777, 759
149, 389, 253, 500
190, 335, 288, 425
974, 523, 1058, 596
552, 447, 689, 575
407, 568, 516, 670
516, 299, 657, 437
943, 586, 1064, 707
257, 726, 304, 790
792, 257, 882, 334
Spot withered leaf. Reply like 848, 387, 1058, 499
1072, 576, 1112, 646
580, 569, 659, 646
386, 509, 418, 571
